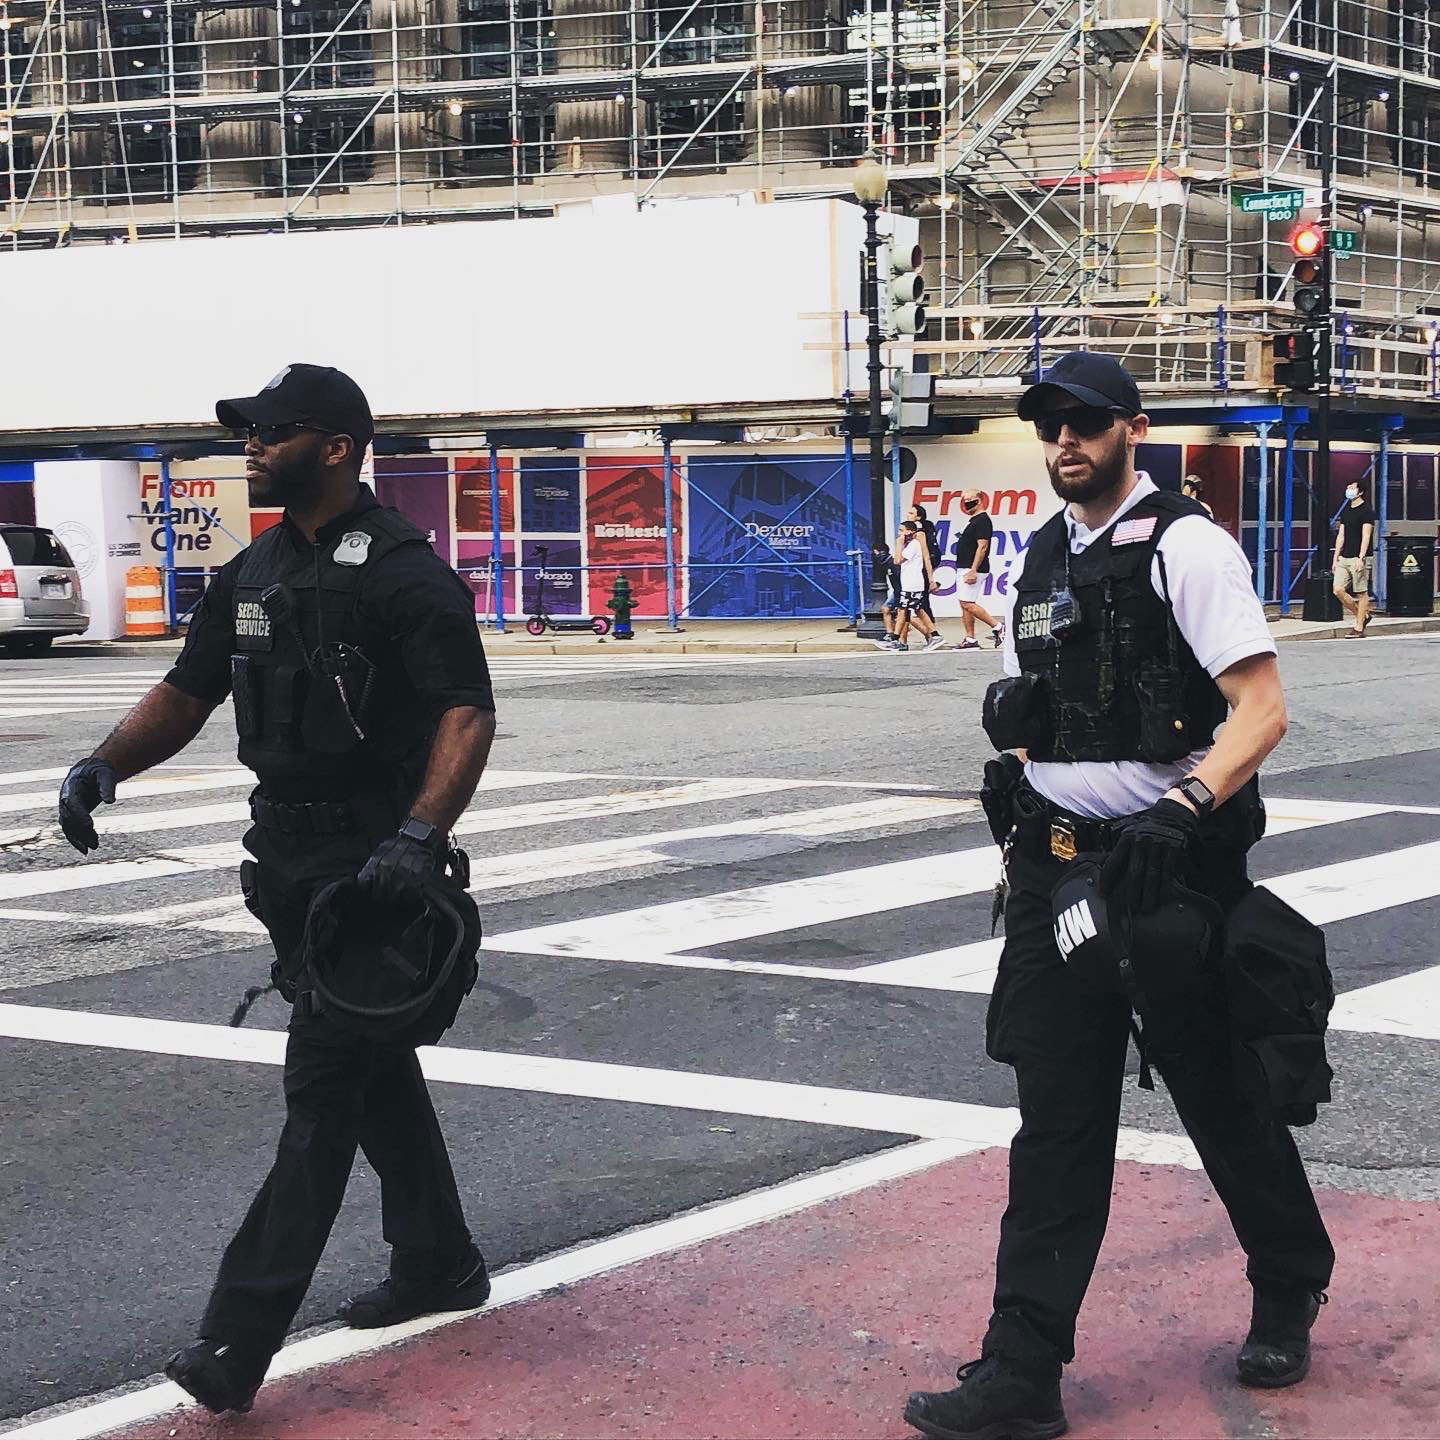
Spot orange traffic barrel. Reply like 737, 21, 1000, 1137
125, 566, 166, 637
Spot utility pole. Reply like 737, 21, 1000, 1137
1313, 62, 1335, 565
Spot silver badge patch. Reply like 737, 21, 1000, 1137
334, 531, 372, 566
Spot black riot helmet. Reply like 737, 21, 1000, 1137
301, 869, 481, 1047
1051, 857, 1220, 1003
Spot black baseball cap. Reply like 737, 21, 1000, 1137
1017, 351, 1143, 421
217, 363, 375, 449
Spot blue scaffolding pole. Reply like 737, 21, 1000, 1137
488, 441, 505, 634
843, 432, 859, 624
1279, 421, 1299, 616
662, 437, 680, 631
159, 458, 178, 631
1254, 420, 1271, 602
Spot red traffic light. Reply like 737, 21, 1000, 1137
1291, 223, 1325, 258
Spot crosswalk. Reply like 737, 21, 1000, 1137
0, 653, 875, 721
3, 761, 1439, 1042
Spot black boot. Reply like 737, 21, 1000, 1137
337, 1246, 490, 1329
164, 1337, 268, 1415
904, 1354, 1067, 1440
1236, 1285, 1326, 1388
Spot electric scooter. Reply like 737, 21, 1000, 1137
524, 546, 612, 637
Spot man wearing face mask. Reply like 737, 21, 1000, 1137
1331, 478, 1376, 636
56, 364, 498, 1414
951, 489, 1003, 650
904, 353, 1333, 1440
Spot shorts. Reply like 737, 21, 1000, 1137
899, 589, 927, 612
1335, 556, 1370, 594
955, 574, 988, 603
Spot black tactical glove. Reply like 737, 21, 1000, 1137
357, 827, 441, 903
58, 756, 118, 855
1099, 796, 1200, 915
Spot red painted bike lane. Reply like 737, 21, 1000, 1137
113, 1148, 1438, 1440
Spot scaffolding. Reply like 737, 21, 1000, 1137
5, 1, 1440, 407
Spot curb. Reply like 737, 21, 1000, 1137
53, 615, 1440, 659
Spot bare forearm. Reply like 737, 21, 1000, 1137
410, 706, 497, 833
1183, 658, 1287, 808
92, 682, 217, 782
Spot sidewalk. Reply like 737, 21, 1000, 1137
88, 1143, 1438, 1440
56, 610, 1440, 660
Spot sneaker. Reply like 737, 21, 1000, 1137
337, 1247, 491, 1329
956, 638, 980, 650
164, 1337, 268, 1415
873, 637, 899, 651
1236, 1286, 1326, 1388
892, 641, 910, 651
992, 622, 1006, 649
923, 633, 946, 652
904, 1353, 1067, 1440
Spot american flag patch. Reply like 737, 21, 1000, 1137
1112, 516, 1157, 546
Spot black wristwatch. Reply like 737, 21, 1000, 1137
1175, 776, 1216, 815
398, 815, 444, 852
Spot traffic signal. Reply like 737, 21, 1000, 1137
879, 241, 928, 338
1290, 223, 1329, 319
1272, 331, 1315, 391
889, 368, 934, 430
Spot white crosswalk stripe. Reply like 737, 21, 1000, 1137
2, 769, 1438, 1044
0, 652, 872, 720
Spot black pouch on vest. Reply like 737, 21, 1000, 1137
1132, 660, 1195, 762
265, 665, 306, 745
231, 655, 261, 740
1221, 885, 1334, 1126
983, 672, 1053, 754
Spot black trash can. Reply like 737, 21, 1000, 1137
1386, 535, 1437, 618
1301, 571, 1343, 622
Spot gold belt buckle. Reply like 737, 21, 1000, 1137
1049, 818, 1078, 862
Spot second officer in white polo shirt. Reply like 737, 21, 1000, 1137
904, 353, 1334, 1440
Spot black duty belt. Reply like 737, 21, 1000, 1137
250, 794, 360, 836
1011, 783, 1131, 863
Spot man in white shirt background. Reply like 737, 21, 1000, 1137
904, 352, 1334, 1440
878, 519, 944, 653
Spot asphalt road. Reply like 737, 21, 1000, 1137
2, 636, 1440, 1429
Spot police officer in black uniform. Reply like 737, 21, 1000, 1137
57, 364, 498, 1415
904, 353, 1335, 1440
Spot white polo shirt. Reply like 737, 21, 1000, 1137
1001, 475, 1275, 820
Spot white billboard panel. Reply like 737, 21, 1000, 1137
3, 198, 863, 435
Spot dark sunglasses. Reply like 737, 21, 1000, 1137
1033, 406, 1130, 445
241, 422, 336, 446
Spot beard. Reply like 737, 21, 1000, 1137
246, 454, 323, 510
1046, 430, 1129, 504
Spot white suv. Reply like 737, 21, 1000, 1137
0, 524, 91, 653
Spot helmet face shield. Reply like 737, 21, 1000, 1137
302, 872, 481, 1045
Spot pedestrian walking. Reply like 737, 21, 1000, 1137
1332, 477, 1376, 636
907, 502, 945, 648
57, 364, 498, 1415
1182, 474, 1215, 518
951, 489, 1003, 650
905, 352, 1334, 1440
877, 520, 943, 652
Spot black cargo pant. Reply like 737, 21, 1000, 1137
983, 820, 1334, 1367
201, 812, 473, 1359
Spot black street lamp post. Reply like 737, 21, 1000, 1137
853, 156, 891, 641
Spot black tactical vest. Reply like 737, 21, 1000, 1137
230, 502, 432, 788
1010, 491, 1227, 763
